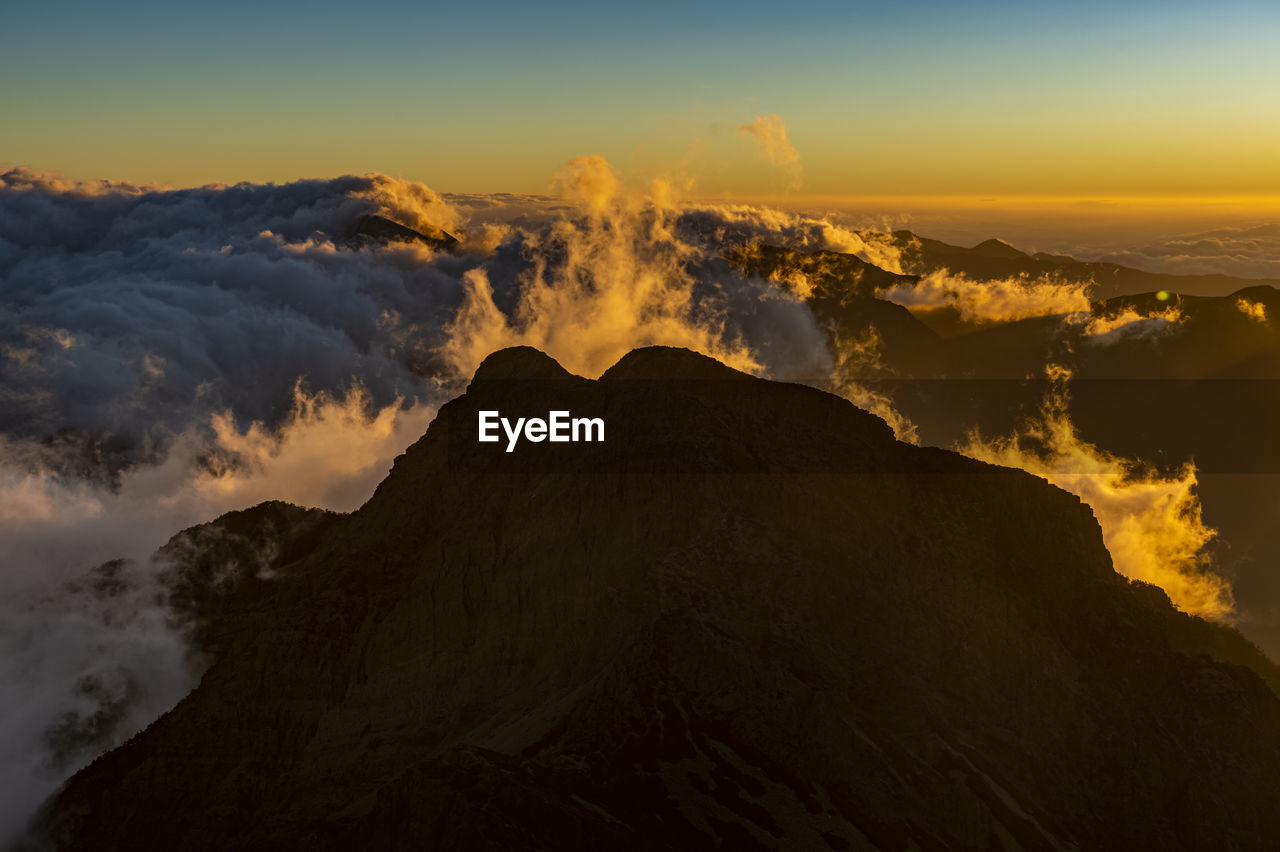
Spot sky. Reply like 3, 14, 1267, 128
3, 3, 1280, 836
2, 0, 1280, 200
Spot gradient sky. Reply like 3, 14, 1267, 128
3, 0, 1279, 198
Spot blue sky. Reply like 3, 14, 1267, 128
3, 1, 1278, 195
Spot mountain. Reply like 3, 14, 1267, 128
967, 238, 1029, 260
725, 244, 915, 299
728, 242, 1280, 381
729, 242, 1280, 435
343, 214, 459, 251
725, 245, 947, 379
156, 501, 341, 660
889, 231, 1280, 300
23, 346, 1280, 851
729, 243, 1280, 654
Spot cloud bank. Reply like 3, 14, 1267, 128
1, 164, 876, 840
1087, 223, 1280, 279
879, 270, 1093, 324
0, 160, 1244, 841
738, 115, 803, 192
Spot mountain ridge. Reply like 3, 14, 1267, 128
24, 346, 1280, 851
888, 230, 1280, 299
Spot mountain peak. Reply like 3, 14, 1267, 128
969, 237, 1028, 259
599, 345, 751, 382
468, 346, 576, 386
343, 213, 459, 251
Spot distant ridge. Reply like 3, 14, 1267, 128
888, 229, 1280, 300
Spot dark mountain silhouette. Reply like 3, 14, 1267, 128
726, 245, 947, 379
730, 242, 1280, 431
893, 283, 1280, 463
726, 244, 915, 298
967, 238, 1028, 260
32, 503, 342, 776
157, 501, 341, 660
23, 346, 1280, 851
742, 243, 1280, 638
729, 242, 1280, 381
729, 244, 1280, 654
1082, 287, 1280, 378
342, 214, 459, 251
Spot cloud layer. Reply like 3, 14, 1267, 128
962, 367, 1229, 619
0, 161, 1237, 842
738, 115, 803, 192
1087, 223, 1280, 279
1, 165, 891, 840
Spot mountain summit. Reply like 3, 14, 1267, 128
342, 214, 459, 251
969, 238, 1029, 260
26, 347, 1280, 850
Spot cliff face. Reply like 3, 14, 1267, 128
27, 347, 1280, 851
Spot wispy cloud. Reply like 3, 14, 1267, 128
738, 115, 803, 192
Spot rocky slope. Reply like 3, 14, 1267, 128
24, 346, 1280, 851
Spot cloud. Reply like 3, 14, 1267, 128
1237, 297, 1269, 324
738, 115, 803, 191
439, 156, 834, 383
551, 155, 620, 215
1, 164, 869, 839
1, 163, 893, 476
199, 386, 436, 511
829, 329, 919, 443
0, 555, 190, 844
0, 170, 459, 842
1070, 306, 1184, 346
879, 270, 1093, 323
6, 159, 1246, 840
674, 203, 909, 274
1086, 223, 1280, 278
0, 387, 432, 845
961, 366, 1230, 620
0, 167, 466, 472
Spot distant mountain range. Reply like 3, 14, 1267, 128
727, 238, 1280, 461
888, 231, 1280, 301
24, 347, 1280, 850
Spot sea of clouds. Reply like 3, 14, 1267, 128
0, 158, 1242, 842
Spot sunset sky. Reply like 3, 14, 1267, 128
3, 0, 1278, 199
